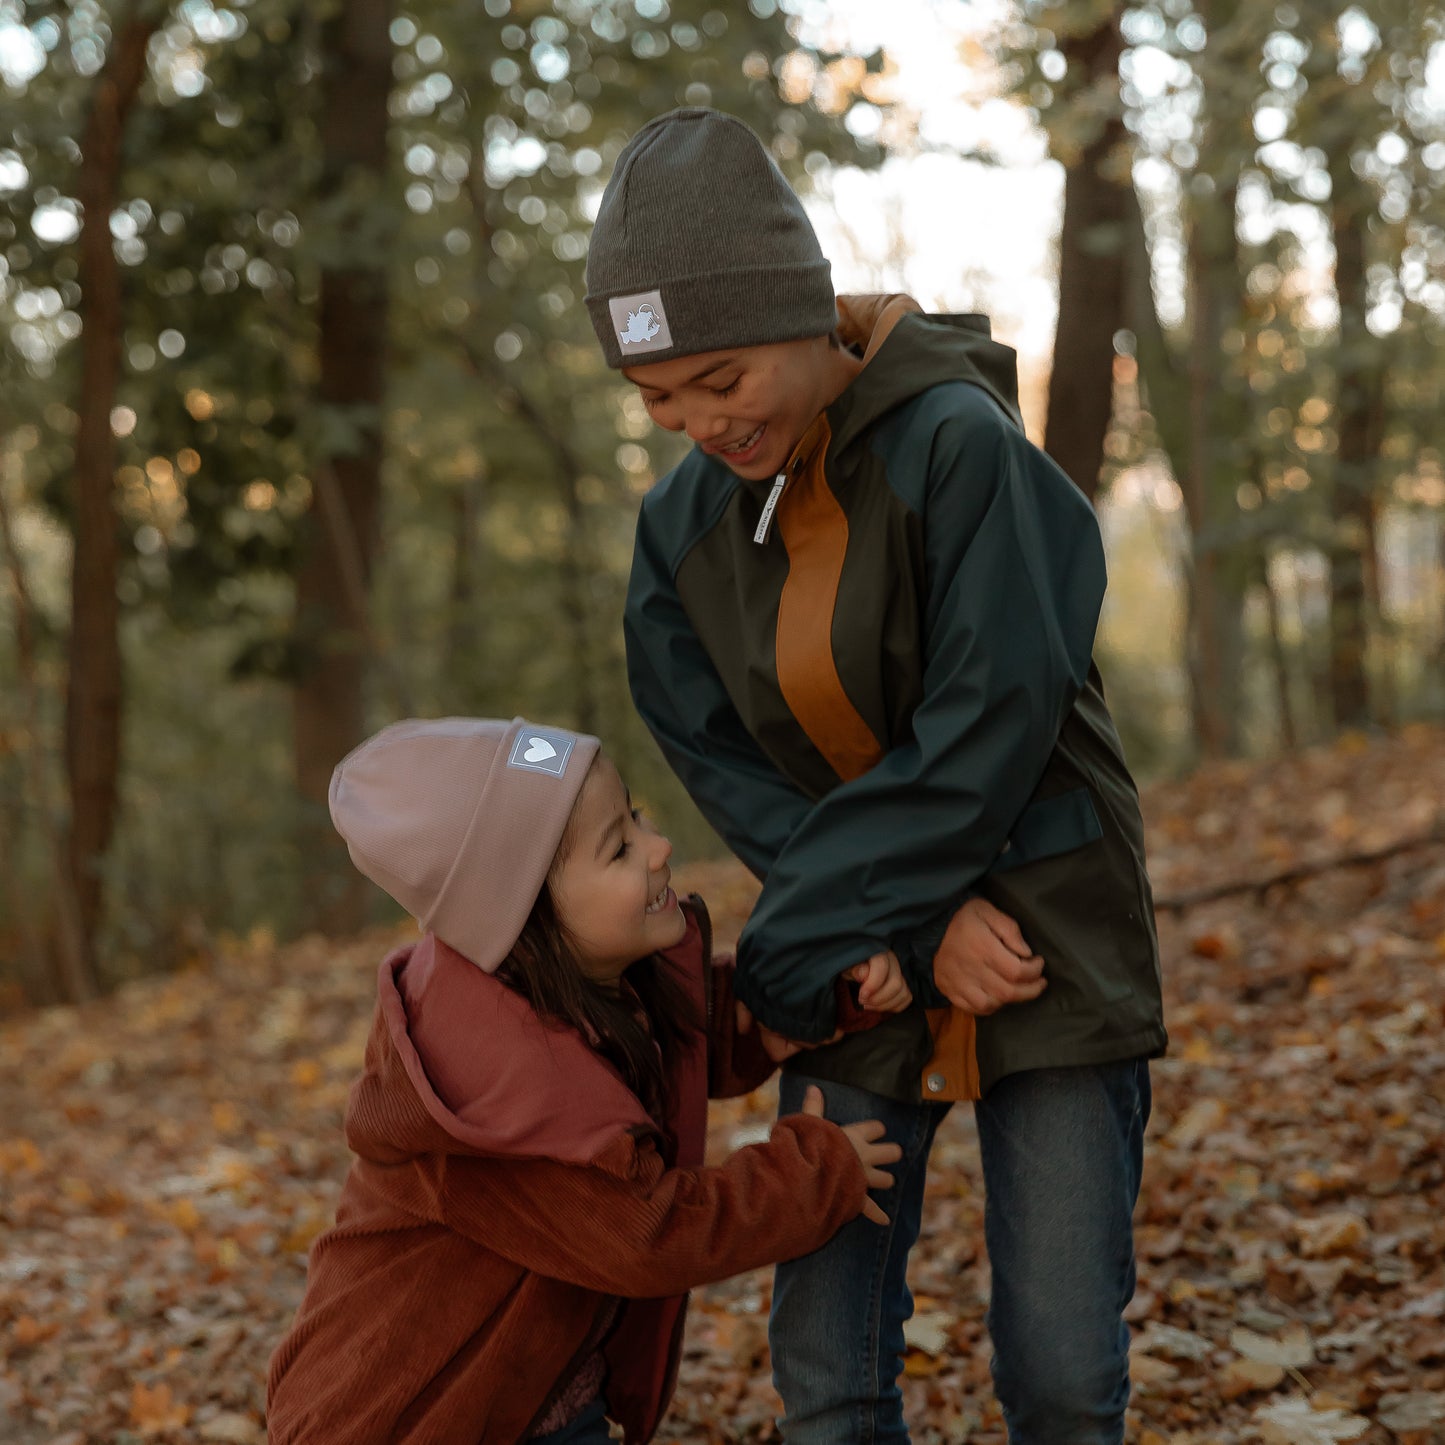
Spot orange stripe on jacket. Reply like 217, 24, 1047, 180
773, 415, 885, 784
770, 404, 980, 1103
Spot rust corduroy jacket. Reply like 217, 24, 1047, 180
266, 899, 867, 1444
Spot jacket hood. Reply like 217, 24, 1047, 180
827, 306, 1024, 458
344, 931, 654, 1169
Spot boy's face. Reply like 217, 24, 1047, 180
624, 334, 853, 482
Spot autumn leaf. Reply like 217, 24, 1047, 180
130, 1381, 191, 1434
1230, 1324, 1314, 1369
1291, 1211, 1369, 1258
1254, 1397, 1369, 1444
901, 1310, 953, 1356
1220, 1356, 1284, 1399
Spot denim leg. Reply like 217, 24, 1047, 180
975, 1059, 1151, 1445
770, 1074, 951, 1445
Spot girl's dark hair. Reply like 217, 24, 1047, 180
495, 880, 701, 1121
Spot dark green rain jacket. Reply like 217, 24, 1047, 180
625, 311, 1166, 1102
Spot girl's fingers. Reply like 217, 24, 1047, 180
861, 1198, 891, 1226
854, 953, 886, 1002
801, 1084, 825, 1117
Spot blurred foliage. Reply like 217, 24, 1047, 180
0, 0, 889, 989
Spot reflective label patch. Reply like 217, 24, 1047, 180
507, 727, 577, 777
610, 290, 672, 355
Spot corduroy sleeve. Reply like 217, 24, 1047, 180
625, 494, 813, 883
733, 393, 1107, 1040
432, 1115, 865, 1299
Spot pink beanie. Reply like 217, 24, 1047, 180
327, 717, 601, 972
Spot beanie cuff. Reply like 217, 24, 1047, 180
587, 260, 836, 370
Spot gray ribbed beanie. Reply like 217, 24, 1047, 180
584, 107, 836, 369
328, 717, 600, 973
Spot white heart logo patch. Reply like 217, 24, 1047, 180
507, 726, 575, 777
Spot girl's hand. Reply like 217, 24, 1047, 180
932, 897, 1045, 1015
847, 950, 912, 1013
800, 1084, 900, 1226
735, 1001, 842, 1062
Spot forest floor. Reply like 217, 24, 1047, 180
2, 727, 1443, 1444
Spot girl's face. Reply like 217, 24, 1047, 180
549, 755, 686, 988
624, 334, 861, 483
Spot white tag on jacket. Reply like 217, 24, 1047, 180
753, 473, 788, 545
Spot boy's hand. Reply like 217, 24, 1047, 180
846, 950, 912, 1013
932, 898, 1045, 1015
735, 1002, 842, 1062
800, 1084, 900, 1226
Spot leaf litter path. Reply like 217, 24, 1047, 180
2, 728, 1443, 1444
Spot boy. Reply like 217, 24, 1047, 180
584, 107, 1166, 1444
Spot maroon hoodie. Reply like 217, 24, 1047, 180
266, 899, 868, 1444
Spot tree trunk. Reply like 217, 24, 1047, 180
0, 456, 89, 1005
1043, 9, 1128, 504
1327, 156, 1380, 730
293, 0, 394, 932
1259, 550, 1298, 753
64, 14, 158, 995
1181, 173, 1245, 761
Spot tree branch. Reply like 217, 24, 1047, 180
1152, 821, 1445, 913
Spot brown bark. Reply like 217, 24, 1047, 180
0, 466, 91, 1004
1327, 157, 1381, 730
65, 14, 158, 992
1182, 174, 1242, 761
1042, 10, 1128, 504
293, 0, 394, 932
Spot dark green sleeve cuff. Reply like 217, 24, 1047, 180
896, 891, 979, 1010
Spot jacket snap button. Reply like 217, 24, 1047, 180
926, 1073, 946, 1094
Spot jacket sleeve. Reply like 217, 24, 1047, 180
626, 496, 812, 882
734, 398, 1107, 1040
431, 1115, 865, 1299
705, 954, 777, 1098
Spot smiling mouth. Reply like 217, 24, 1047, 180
719, 424, 764, 456
646, 883, 673, 914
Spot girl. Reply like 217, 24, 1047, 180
266, 715, 905, 1445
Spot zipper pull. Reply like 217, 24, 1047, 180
753, 472, 788, 545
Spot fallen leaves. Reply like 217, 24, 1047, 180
1, 730, 1444, 1441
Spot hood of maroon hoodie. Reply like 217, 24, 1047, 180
344, 904, 713, 1173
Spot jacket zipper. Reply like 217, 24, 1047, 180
752, 471, 788, 544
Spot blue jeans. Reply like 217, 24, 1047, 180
771, 1060, 1150, 1445
530, 1397, 610, 1444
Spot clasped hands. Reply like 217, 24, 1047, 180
736, 897, 1045, 1062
